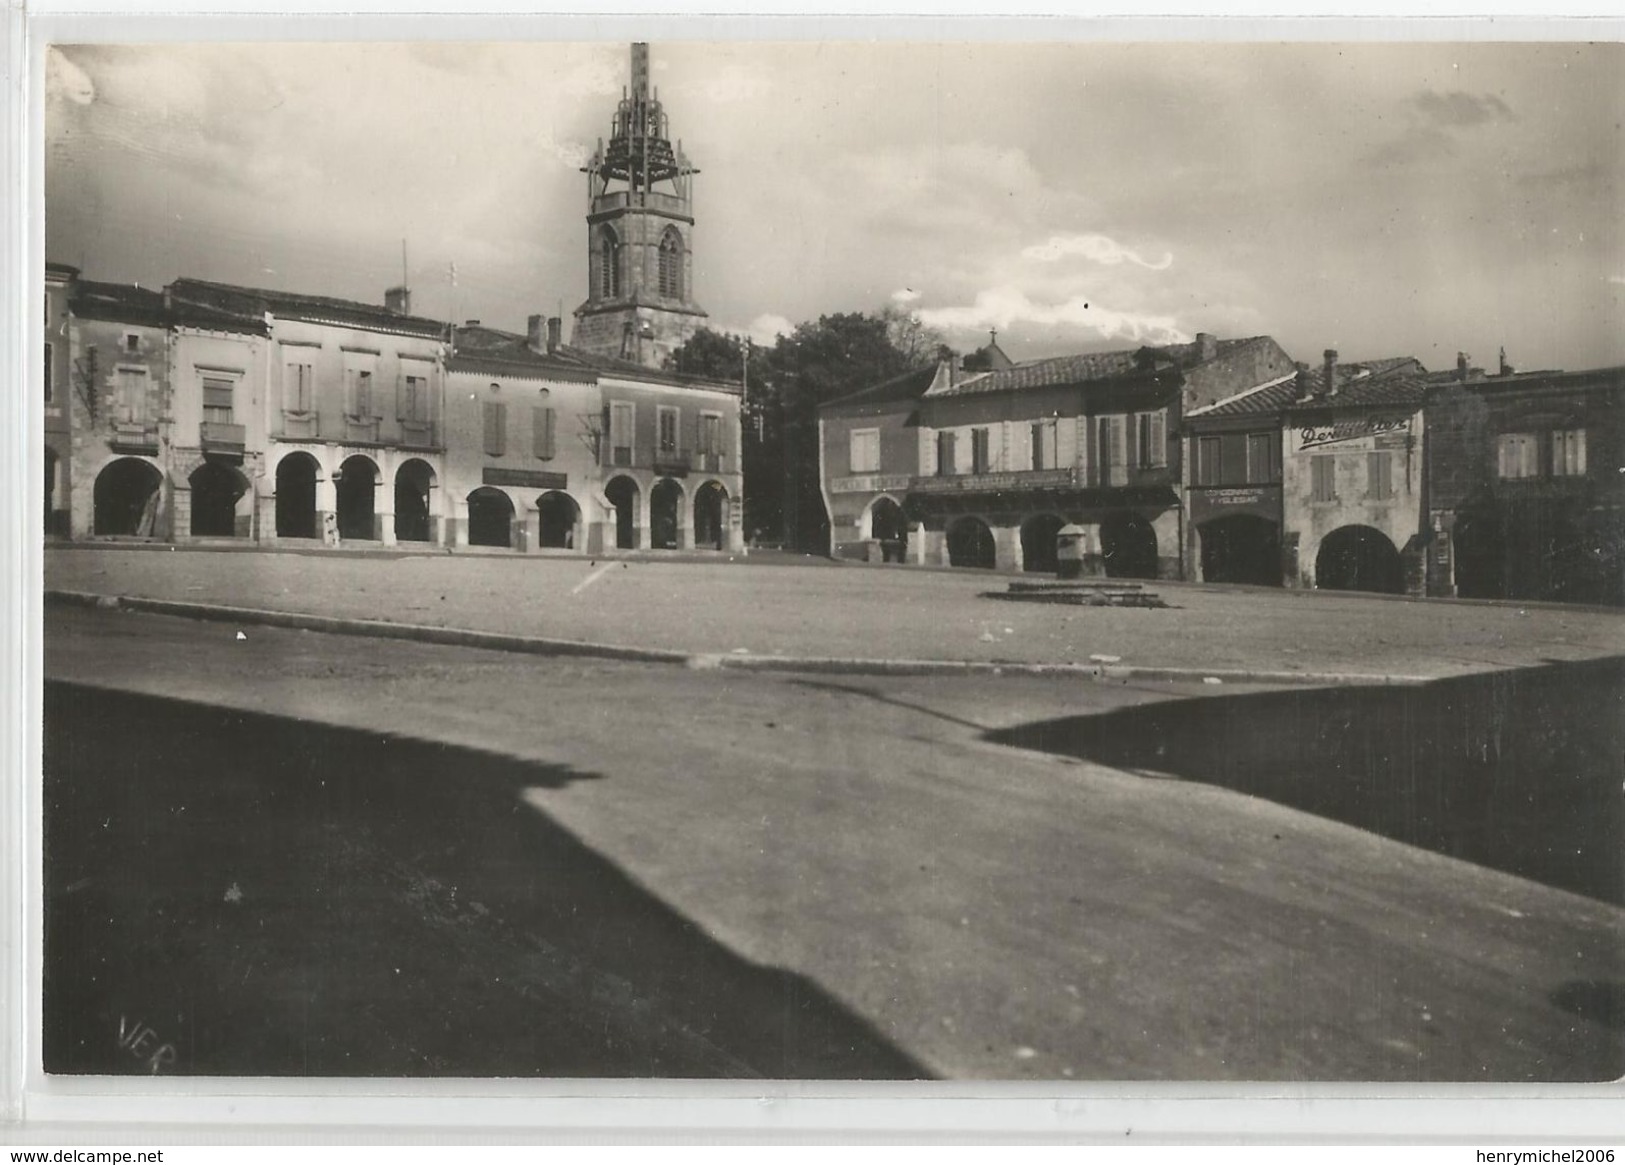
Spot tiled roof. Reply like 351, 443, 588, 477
557, 345, 741, 394
447, 326, 596, 382
1289, 358, 1430, 412
923, 336, 1261, 398
823, 364, 938, 409
1186, 376, 1300, 418
70, 281, 169, 327
167, 278, 448, 339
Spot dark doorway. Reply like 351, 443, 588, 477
1199, 515, 1281, 586
538, 491, 578, 549
946, 516, 996, 569
1452, 511, 1503, 600
395, 459, 435, 543
467, 487, 515, 549
871, 497, 907, 562
336, 456, 380, 541
693, 482, 727, 550
189, 462, 247, 538
275, 454, 319, 539
1101, 511, 1159, 579
651, 479, 682, 550
93, 458, 163, 537
1316, 525, 1403, 594
1020, 513, 1066, 574
605, 476, 639, 550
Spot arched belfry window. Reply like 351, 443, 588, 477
657, 227, 685, 299
599, 227, 622, 299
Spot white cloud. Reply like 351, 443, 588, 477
46, 48, 96, 106
747, 313, 793, 345
891, 287, 921, 304
918, 287, 1189, 345
1022, 233, 1174, 271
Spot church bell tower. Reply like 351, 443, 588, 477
571, 43, 707, 369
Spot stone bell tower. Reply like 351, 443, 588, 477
571, 42, 708, 369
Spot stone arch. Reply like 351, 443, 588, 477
1019, 512, 1068, 575
1315, 524, 1403, 594
537, 491, 580, 549
93, 457, 164, 537
651, 477, 684, 550
274, 451, 322, 539
946, 515, 997, 570
189, 461, 251, 538
467, 486, 516, 549
394, 458, 437, 544
692, 479, 728, 550
1100, 510, 1158, 579
336, 454, 382, 541
604, 475, 640, 550
1197, 514, 1281, 586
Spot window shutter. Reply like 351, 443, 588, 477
1148, 410, 1167, 468
203, 378, 233, 410
1107, 416, 1127, 483
484, 401, 506, 457
535, 406, 556, 460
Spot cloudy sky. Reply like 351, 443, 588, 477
44, 37, 1625, 371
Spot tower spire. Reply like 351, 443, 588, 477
631, 42, 650, 100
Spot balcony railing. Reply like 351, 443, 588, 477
398, 420, 439, 450
280, 411, 320, 440
653, 449, 691, 475
109, 421, 160, 454
910, 466, 1081, 494
591, 190, 689, 216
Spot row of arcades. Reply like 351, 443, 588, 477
854, 491, 1419, 596
67, 450, 736, 555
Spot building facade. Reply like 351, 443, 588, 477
445, 317, 602, 552
819, 364, 937, 563
1281, 353, 1430, 595
168, 279, 449, 548
571, 43, 707, 370
1432, 362, 1624, 605
67, 280, 173, 541
583, 354, 745, 553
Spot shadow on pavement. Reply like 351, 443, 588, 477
43, 681, 930, 1079
985, 656, 1625, 905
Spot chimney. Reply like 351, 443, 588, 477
1456, 351, 1469, 380
1498, 347, 1513, 377
527, 314, 545, 352
385, 285, 411, 316
1323, 349, 1338, 398
547, 316, 561, 354
1197, 332, 1217, 362
1294, 361, 1312, 399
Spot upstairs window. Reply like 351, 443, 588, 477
346, 369, 375, 419
1366, 451, 1394, 500
1195, 435, 1222, 486
970, 427, 993, 474
609, 401, 634, 466
1552, 429, 1587, 477
286, 364, 313, 414
658, 406, 680, 453
483, 401, 507, 457
400, 375, 429, 423
849, 428, 880, 474
116, 367, 149, 424
1098, 415, 1128, 486
202, 377, 234, 425
936, 430, 957, 476
44, 342, 52, 402
657, 228, 685, 298
1311, 454, 1337, 502
1497, 433, 1539, 480
533, 405, 556, 460
1031, 419, 1058, 471
699, 413, 723, 457
1247, 432, 1280, 484
1135, 410, 1167, 469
